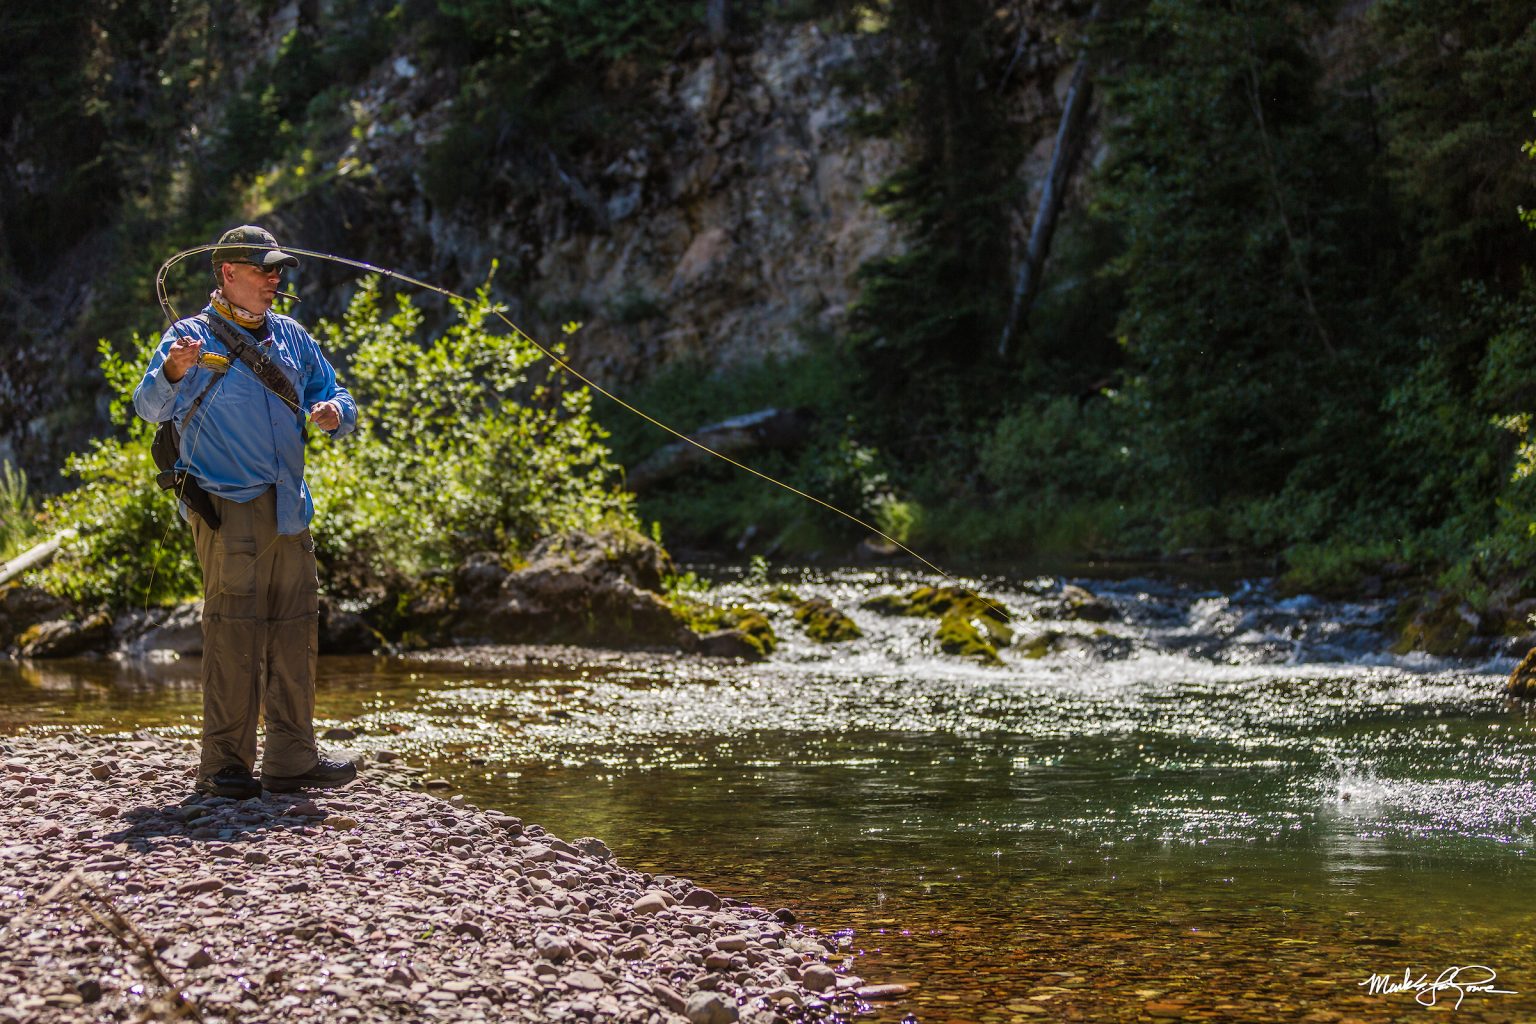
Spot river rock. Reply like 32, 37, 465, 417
1393, 591, 1485, 657
118, 600, 203, 657
802, 963, 836, 991
683, 887, 724, 911
685, 990, 739, 1024
698, 628, 768, 661
632, 891, 672, 915
318, 597, 383, 655
535, 932, 573, 961
856, 983, 910, 1000
572, 836, 613, 861
788, 596, 862, 642
1057, 584, 1117, 623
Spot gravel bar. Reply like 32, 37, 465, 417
0, 731, 881, 1023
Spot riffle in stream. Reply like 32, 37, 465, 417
4, 568, 1535, 1022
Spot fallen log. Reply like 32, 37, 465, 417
0, 528, 76, 587
627, 408, 815, 491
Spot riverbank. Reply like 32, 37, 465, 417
0, 731, 889, 1024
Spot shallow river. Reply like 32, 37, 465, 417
4, 568, 1536, 1022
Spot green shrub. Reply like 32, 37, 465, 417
32, 333, 202, 607
307, 272, 638, 596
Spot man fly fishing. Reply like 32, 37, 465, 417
134, 225, 360, 799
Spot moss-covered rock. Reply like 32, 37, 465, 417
772, 589, 861, 642
1507, 648, 1536, 699
936, 613, 1003, 665
1391, 592, 1480, 657
864, 585, 1012, 663
18, 610, 113, 658
793, 597, 862, 642
678, 602, 778, 659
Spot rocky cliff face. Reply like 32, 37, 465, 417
267, 12, 1086, 387
274, 22, 906, 388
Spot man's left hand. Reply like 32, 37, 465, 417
309, 401, 341, 431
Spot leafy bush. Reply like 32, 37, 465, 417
307, 273, 637, 596
31, 333, 202, 607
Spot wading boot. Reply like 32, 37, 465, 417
196, 764, 262, 800
261, 756, 358, 793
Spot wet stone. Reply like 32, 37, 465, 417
802, 964, 836, 992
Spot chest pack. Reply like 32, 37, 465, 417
151, 313, 306, 530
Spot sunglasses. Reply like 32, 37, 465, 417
235, 261, 285, 278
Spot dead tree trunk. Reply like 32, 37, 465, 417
997, 54, 1096, 359
706, 0, 728, 47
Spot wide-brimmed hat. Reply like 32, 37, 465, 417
210, 225, 300, 269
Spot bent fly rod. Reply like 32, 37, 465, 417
155, 243, 1011, 623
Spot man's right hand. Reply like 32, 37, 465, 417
164, 332, 203, 383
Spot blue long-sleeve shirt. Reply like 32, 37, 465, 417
133, 306, 357, 535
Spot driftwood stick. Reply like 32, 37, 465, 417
42, 868, 206, 1023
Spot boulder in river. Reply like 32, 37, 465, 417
1507, 648, 1536, 699
117, 601, 203, 658
689, 605, 777, 660
319, 597, 384, 655
863, 585, 1012, 663
458, 529, 695, 649
18, 611, 113, 658
1056, 584, 1117, 623
772, 589, 861, 642
1392, 592, 1485, 657
0, 584, 71, 651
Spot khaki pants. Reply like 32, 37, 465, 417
190, 487, 319, 781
